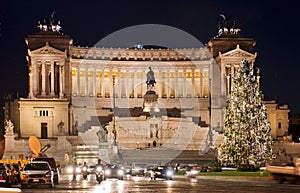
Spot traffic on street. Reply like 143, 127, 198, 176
1, 171, 300, 193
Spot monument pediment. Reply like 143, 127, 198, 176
219, 44, 256, 59
29, 42, 66, 56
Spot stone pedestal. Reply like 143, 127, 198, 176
3, 133, 16, 159
112, 144, 118, 158
99, 142, 110, 163
143, 90, 160, 115
57, 135, 70, 167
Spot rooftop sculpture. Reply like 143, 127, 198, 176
218, 14, 241, 36
37, 11, 61, 33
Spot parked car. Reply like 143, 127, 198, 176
131, 163, 147, 176
65, 164, 81, 174
104, 164, 124, 180
185, 166, 200, 178
32, 157, 59, 184
144, 164, 158, 178
178, 164, 191, 171
152, 165, 174, 180
123, 166, 132, 176
0, 162, 13, 187
21, 161, 54, 189
10, 163, 22, 184
88, 165, 96, 174
267, 157, 300, 184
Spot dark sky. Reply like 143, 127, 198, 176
0, 0, 299, 123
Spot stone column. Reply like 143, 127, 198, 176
226, 67, 231, 96
231, 64, 235, 89
62, 65, 65, 95
126, 69, 129, 98
226, 73, 231, 96
41, 61, 46, 96
110, 70, 113, 98
200, 68, 203, 97
220, 65, 225, 97
133, 70, 136, 98
33, 63, 38, 96
77, 68, 80, 96
59, 66, 64, 98
183, 69, 187, 97
117, 69, 121, 98
50, 63, 55, 96
167, 70, 170, 98
175, 69, 178, 97
141, 69, 148, 96
85, 68, 89, 96
101, 69, 104, 97
29, 73, 33, 98
191, 69, 195, 97
156, 70, 161, 98
93, 68, 97, 97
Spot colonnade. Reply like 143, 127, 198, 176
71, 67, 210, 99
29, 61, 64, 98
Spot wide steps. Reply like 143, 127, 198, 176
120, 149, 216, 164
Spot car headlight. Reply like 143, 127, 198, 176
76, 167, 81, 173
118, 170, 124, 176
96, 167, 102, 172
156, 172, 161, 175
44, 171, 51, 178
190, 169, 198, 175
22, 173, 29, 178
166, 171, 173, 176
67, 167, 74, 174
105, 169, 111, 175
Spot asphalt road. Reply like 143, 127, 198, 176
5, 174, 300, 193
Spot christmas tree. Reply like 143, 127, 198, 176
218, 58, 272, 168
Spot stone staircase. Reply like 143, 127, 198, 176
80, 115, 112, 132
271, 141, 300, 165
120, 148, 217, 165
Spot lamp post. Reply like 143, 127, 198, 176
112, 74, 117, 144
208, 78, 213, 148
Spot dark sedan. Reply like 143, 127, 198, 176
0, 163, 13, 187
152, 166, 174, 180
104, 164, 124, 180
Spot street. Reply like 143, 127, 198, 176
10, 173, 300, 193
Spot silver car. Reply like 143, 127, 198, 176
21, 161, 54, 189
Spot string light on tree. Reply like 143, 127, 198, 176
218, 58, 273, 168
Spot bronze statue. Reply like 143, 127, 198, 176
146, 66, 156, 88
57, 120, 65, 135
97, 127, 108, 142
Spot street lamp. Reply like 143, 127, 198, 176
112, 74, 117, 144
208, 78, 213, 148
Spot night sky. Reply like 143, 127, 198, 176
0, 0, 299, 128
